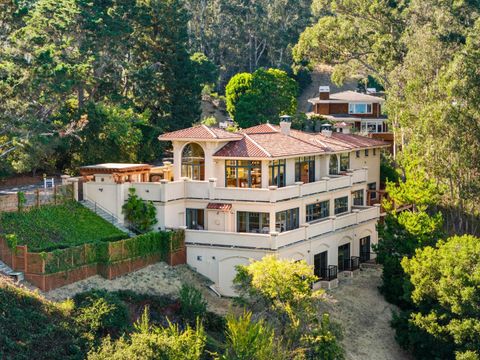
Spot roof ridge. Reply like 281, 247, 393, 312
267, 123, 278, 132
202, 124, 217, 138
244, 134, 271, 157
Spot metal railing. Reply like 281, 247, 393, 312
86, 199, 142, 235
342, 256, 360, 272
320, 265, 338, 281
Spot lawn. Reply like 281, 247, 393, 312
0, 201, 128, 252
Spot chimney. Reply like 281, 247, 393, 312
366, 88, 377, 94
321, 123, 333, 137
319, 86, 330, 100
279, 115, 292, 135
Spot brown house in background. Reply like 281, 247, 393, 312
308, 86, 393, 148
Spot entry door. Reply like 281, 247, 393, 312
338, 243, 350, 271
359, 236, 371, 262
314, 251, 328, 279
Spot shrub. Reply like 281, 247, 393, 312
122, 188, 157, 233
88, 308, 206, 360
73, 290, 130, 346
179, 284, 207, 324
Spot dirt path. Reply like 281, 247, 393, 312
43, 263, 234, 316
320, 268, 411, 360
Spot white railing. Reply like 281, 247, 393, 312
351, 168, 368, 183
334, 212, 358, 230
274, 185, 301, 201
185, 181, 210, 199
163, 181, 185, 201
184, 206, 379, 250
185, 229, 271, 249
301, 181, 328, 196
213, 187, 271, 202
327, 175, 352, 191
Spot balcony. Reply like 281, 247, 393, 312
185, 206, 380, 250
130, 168, 368, 204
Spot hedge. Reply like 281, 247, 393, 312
43, 230, 184, 274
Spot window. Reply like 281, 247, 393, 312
340, 153, 350, 172
334, 196, 349, 215
361, 121, 385, 133
295, 156, 315, 183
269, 160, 286, 187
368, 182, 377, 200
237, 212, 270, 233
349, 103, 372, 114
356, 150, 360, 158
373, 148, 377, 156
186, 208, 205, 230
225, 160, 262, 188
306, 200, 330, 222
276, 208, 299, 232
181, 143, 205, 180
329, 155, 339, 175
365, 149, 369, 157
352, 190, 364, 206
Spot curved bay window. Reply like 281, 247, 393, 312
329, 155, 339, 175
225, 160, 262, 188
181, 143, 205, 180
340, 153, 350, 172
269, 159, 286, 187
295, 156, 315, 183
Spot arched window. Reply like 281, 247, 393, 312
181, 143, 205, 180
329, 155, 339, 175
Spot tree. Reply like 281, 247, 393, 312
88, 308, 206, 360
220, 311, 285, 360
122, 188, 157, 233
234, 255, 344, 360
402, 235, 480, 359
225, 68, 298, 127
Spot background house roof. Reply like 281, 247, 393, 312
158, 124, 242, 141
308, 90, 385, 104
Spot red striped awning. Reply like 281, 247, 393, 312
206, 203, 232, 211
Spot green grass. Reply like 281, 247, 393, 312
0, 201, 128, 252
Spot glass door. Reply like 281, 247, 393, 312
360, 236, 371, 262
338, 243, 350, 271
314, 251, 328, 279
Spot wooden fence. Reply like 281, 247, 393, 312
0, 230, 186, 291
0, 184, 74, 213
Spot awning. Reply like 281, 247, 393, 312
206, 203, 232, 211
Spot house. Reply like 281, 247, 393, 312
308, 86, 393, 148
80, 117, 389, 296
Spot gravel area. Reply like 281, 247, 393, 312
320, 268, 411, 360
43, 262, 233, 315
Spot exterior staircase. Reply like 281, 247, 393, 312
80, 200, 135, 237
0, 260, 24, 282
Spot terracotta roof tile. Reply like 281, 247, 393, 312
214, 136, 270, 158
158, 125, 242, 141
239, 123, 278, 134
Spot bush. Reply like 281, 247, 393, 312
88, 308, 206, 360
179, 284, 207, 324
122, 188, 157, 233
73, 290, 130, 346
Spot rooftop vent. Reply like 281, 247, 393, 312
321, 123, 333, 137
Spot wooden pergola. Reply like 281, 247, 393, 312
80, 163, 152, 184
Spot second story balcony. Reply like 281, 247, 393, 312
129, 168, 368, 204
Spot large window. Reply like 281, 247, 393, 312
225, 160, 262, 188
269, 160, 286, 187
349, 103, 372, 114
186, 208, 205, 230
276, 208, 299, 232
361, 121, 384, 133
334, 196, 349, 215
181, 143, 205, 180
295, 156, 315, 183
352, 190, 364, 206
340, 153, 350, 172
237, 212, 270, 233
329, 155, 339, 175
306, 200, 330, 222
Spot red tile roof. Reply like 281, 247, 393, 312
213, 135, 270, 158
158, 125, 242, 141
206, 203, 232, 211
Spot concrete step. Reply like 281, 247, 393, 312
0, 260, 23, 282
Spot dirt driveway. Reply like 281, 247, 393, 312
320, 268, 411, 360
